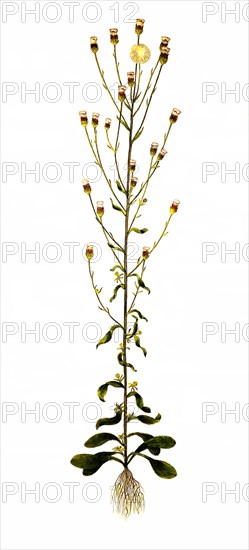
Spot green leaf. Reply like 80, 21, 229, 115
110, 264, 124, 272
135, 435, 176, 455
116, 180, 126, 194
138, 454, 177, 479
127, 362, 137, 372
96, 411, 122, 430
71, 451, 115, 470
127, 319, 138, 339
134, 335, 147, 357
127, 391, 151, 413
130, 227, 148, 234
117, 352, 124, 365
146, 436, 176, 449
96, 324, 119, 349
107, 242, 124, 253
84, 432, 121, 448
82, 455, 123, 476
129, 309, 148, 322
97, 380, 124, 402
117, 352, 137, 371
110, 284, 124, 303
132, 127, 144, 142
137, 276, 151, 294
128, 431, 160, 456
117, 115, 130, 131
128, 431, 154, 442
134, 413, 161, 425
110, 198, 126, 215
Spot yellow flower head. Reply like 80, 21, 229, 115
130, 44, 151, 64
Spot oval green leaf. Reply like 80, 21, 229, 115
130, 227, 148, 234
96, 411, 122, 430
139, 454, 177, 479
136, 413, 161, 425
84, 432, 121, 448
71, 451, 115, 469
110, 284, 124, 303
127, 391, 151, 413
97, 380, 124, 402
129, 309, 148, 322
134, 335, 147, 357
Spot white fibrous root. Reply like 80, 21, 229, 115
111, 468, 145, 518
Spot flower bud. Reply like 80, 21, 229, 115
96, 201, 104, 217
92, 112, 100, 127
109, 28, 119, 45
170, 199, 180, 214
86, 244, 94, 260
159, 45, 170, 65
82, 178, 91, 194
169, 108, 181, 124
90, 36, 98, 53
118, 85, 127, 102
79, 110, 88, 126
127, 71, 135, 87
130, 177, 138, 188
160, 36, 170, 50
130, 159, 136, 172
142, 246, 150, 260
157, 149, 167, 161
104, 118, 112, 130
150, 142, 159, 156
135, 18, 145, 35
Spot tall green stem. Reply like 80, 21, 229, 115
123, 59, 138, 469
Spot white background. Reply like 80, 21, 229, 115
1, 0, 248, 549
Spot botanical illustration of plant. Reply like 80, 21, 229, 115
71, 18, 181, 517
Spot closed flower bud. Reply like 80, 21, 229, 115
82, 178, 91, 194
92, 112, 100, 127
109, 28, 119, 44
142, 246, 150, 260
79, 110, 88, 126
130, 177, 138, 188
170, 199, 180, 214
130, 159, 136, 172
86, 244, 94, 260
127, 71, 135, 87
96, 201, 104, 217
135, 18, 145, 35
150, 142, 159, 156
169, 108, 181, 124
160, 36, 170, 50
157, 148, 167, 161
104, 118, 112, 130
159, 45, 170, 65
118, 85, 126, 102
90, 36, 98, 53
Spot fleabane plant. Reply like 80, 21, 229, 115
71, 18, 181, 518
